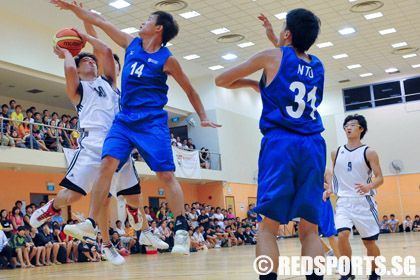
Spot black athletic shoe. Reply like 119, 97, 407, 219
339, 275, 355, 280
368, 274, 381, 280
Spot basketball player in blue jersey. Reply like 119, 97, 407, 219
31, 28, 168, 265
51, 0, 221, 261
325, 114, 383, 280
217, 9, 325, 280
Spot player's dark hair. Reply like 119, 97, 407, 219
26, 109, 32, 114
52, 112, 58, 117
9, 100, 16, 105
2, 104, 8, 109
390, 214, 395, 217
152, 11, 179, 47
74, 52, 98, 68
113, 54, 121, 71
34, 112, 40, 117
343, 114, 368, 139
286, 8, 320, 53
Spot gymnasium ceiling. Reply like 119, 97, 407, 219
1, 0, 420, 111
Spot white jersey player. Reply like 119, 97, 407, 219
325, 114, 384, 280
30, 29, 168, 265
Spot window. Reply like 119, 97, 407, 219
403, 77, 420, 102
373, 81, 402, 106
343, 76, 420, 112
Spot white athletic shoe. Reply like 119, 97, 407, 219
103, 244, 125, 266
171, 230, 190, 256
126, 205, 143, 231
30, 200, 61, 229
64, 219, 97, 244
325, 249, 335, 257
139, 231, 169, 249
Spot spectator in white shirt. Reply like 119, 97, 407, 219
114, 220, 136, 252
144, 206, 153, 223
403, 215, 414, 232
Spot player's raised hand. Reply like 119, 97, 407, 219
201, 120, 222, 128
50, 0, 74, 10
70, 27, 88, 47
53, 45, 70, 59
258, 13, 273, 31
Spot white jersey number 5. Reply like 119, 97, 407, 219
286, 82, 318, 119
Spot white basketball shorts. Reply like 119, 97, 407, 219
60, 130, 140, 196
335, 196, 380, 239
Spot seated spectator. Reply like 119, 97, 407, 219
188, 208, 198, 229
0, 125, 15, 147
36, 224, 58, 266
226, 208, 235, 219
1, 104, 9, 121
157, 207, 168, 223
124, 220, 138, 252
171, 141, 177, 148
42, 110, 50, 124
198, 208, 210, 231
45, 120, 61, 151
244, 225, 257, 244
41, 115, 49, 134
51, 212, 65, 231
18, 118, 45, 150
110, 231, 128, 255
247, 204, 257, 222
23, 205, 33, 229
23, 226, 43, 266
69, 116, 78, 130
214, 207, 224, 229
203, 227, 218, 248
51, 112, 59, 125
51, 226, 70, 263
225, 226, 237, 246
413, 215, 420, 232
388, 214, 399, 233
403, 215, 413, 232
234, 227, 245, 246
149, 208, 156, 221
114, 220, 135, 253
1, 210, 13, 238
380, 215, 390, 234
170, 132, 176, 143
57, 122, 71, 148
182, 139, 189, 149
199, 147, 210, 169
60, 219, 78, 262
10, 130, 26, 148
0, 229, 14, 269
144, 206, 153, 223
251, 225, 258, 236
149, 221, 161, 238
158, 220, 174, 249
10, 207, 23, 234
10, 105, 24, 127
9, 226, 34, 268
60, 114, 69, 127
78, 239, 99, 263
191, 227, 207, 250
214, 225, 229, 247
26, 109, 34, 123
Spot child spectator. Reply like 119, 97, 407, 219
413, 215, 420, 232
78, 239, 99, 262
403, 215, 413, 232
158, 220, 174, 249
9, 226, 34, 268
23, 226, 43, 266
10, 105, 24, 127
388, 214, 399, 233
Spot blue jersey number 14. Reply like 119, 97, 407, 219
286, 81, 318, 119
130, 62, 145, 78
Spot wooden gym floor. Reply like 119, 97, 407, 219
1, 233, 419, 280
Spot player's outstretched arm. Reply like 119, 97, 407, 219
164, 57, 221, 128
50, 0, 134, 49
215, 51, 267, 93
257, 13, 280, 47
53, 45, 81, 106
75, 29, 116, 85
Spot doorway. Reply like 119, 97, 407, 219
225, 196, 236, 216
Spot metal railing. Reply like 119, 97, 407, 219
0, 117, 76, 151
0, 116, 222, 170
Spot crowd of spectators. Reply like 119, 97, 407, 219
379, 214, 420, 233
0, 200, 259, 270
169, 133, 212, 169
0, 99, 80, 151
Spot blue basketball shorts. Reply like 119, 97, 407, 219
253, 128, 326, 225
102, 109, 175, 172
319, 198, 337, 237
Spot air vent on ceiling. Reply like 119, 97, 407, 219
53, 95, 60, 98
349, 1, 384, 13
339, 79, 351, 83
8, 85, 15, 88
387, 70, 400, 74
216, 34, 245, 44
391, 47, 419, 55
154, 0, 187, 12
26, 89, 43, 94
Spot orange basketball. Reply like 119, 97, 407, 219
53, 28, 83, 57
